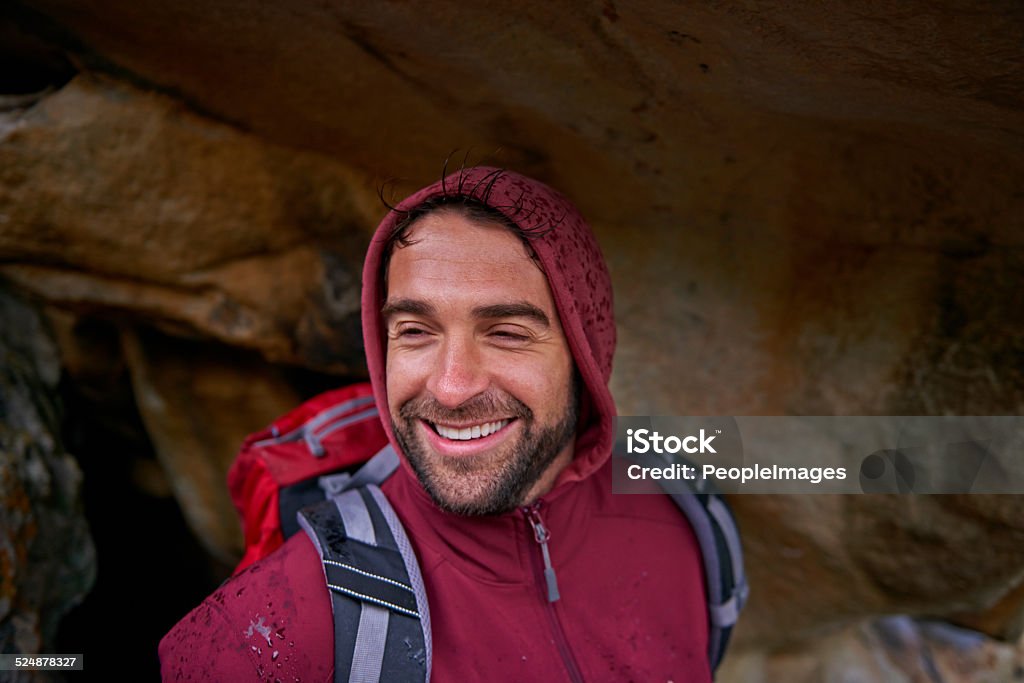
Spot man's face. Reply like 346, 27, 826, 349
383, 209, 578, 515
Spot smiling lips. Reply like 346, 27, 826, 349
431, 419, 512, 441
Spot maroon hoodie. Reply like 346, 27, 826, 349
160, 168, 710, 682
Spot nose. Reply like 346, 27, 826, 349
425, 334, 489, 409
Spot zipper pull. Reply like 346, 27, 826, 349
525, 503, 560, 603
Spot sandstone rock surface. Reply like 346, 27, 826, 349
0, 75, 379, 373
730, 494, 1024, 649
721, 616, 1024, 683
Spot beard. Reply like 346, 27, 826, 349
391, 377, 580, 516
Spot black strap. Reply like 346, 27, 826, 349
298, 477, 430, 683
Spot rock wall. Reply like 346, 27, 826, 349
1, 1, 1022, 678
0, 288, 95, 671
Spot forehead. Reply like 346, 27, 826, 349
385, 211, 557, 311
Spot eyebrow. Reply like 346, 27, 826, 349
472, 302, 550, 328
381, 298, 435, 320
381, 298, 550, 328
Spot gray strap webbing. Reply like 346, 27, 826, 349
305, 395, 376, 434
670, 490, 727, 667
349, 604, 389, 683
367, 486, 432, 682
307, 406, 381, 457
335, 489, 376, 544
335, 490, 388, 683
345, 445, 400, 490
319, 472, 353, 496
253, 395, 375, 446
707, 496, 748, 627
314, 446, 400, 524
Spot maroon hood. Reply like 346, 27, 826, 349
361, 167, 617, 491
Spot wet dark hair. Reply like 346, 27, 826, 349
380, 193, 542, 293
386, 193, 526, 253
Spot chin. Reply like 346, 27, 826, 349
416, 456, 524, 516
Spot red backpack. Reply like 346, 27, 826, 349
227, 382, 389, 573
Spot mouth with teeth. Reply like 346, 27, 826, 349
429, 419, 513, 441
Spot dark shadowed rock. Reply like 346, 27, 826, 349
0, 285, 95, 663
120, 326, 305, 563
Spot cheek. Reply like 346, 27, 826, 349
491, 351, 573, 412
385, 346, 425, 413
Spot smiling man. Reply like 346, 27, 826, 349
160, 168, 713, 682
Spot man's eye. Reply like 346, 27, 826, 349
391, 325, 431, 340
490, 329, 530, 343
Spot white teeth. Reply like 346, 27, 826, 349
435, 420, 509, 441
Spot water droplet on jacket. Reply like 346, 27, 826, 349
272, 651, 279, 661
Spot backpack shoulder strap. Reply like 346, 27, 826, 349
667, 479, 749, 674
343, 443, 401, 491
277, 443, 400, 540
298, 448, 430, 683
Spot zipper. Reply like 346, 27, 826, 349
525, 503, 560, 602
523, 501, 584, 683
